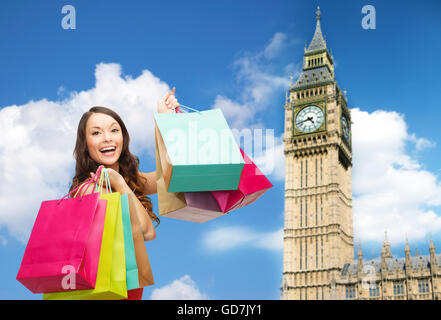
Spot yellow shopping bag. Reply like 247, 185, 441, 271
43, 168, 127, 300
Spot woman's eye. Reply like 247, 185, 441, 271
112, 128, 119, 133
92, 131, 100, 135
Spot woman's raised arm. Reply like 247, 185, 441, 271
138, 171, 157, 195
131, 88, 178, 196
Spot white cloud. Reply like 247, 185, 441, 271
211, 96, 257, 129
150, 275, 209, 300
0, 234, 7, 246
408, 134, 436, 151
231, 53, 289, 112
264, 32, 288, 60
211, 32, 295, 182
351, 108, 441, 245
255, 227, 284, 251
0, 62, 170, 242
213, 32, 295, 130
202, 226, 283, 252
253, 133, 285, 181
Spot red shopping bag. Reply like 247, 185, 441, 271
122, 288, 144, 300
211, 148, 273, 213
16, 167, 107, 294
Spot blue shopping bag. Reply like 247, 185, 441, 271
154, 108, 244, 192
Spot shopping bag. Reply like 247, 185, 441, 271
43, 168, 127, 300
127, 193, 154, 287
122, 288, 144, 300
120, 193, 139, 291
154, 108, 244, 192
155, 134, 224, 223
211, 148, 273, 213
16, 167, 106, 294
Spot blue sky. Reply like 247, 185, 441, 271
1, 0, 441, 300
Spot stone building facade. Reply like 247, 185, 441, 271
281, 7, 439, 300
338, 236, 441, 300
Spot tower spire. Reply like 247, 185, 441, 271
429, 234, 437, 275
357, 242, 363, 275
306, 6, 327, 52
405, 237, 410, 252
430, 234, 435, 250
404, 237, 412, 272
381, 230, 392, 259
293, 6, 335, 89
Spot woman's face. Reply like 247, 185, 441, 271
85, 113, 123, 168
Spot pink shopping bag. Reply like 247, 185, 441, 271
211, 148, 273, 213
16, 167, 107, 294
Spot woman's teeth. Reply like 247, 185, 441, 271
100, 147, 116, 154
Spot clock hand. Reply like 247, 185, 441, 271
297, 117, 315, 126
296, 118, 310, 125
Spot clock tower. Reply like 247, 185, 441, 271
282, 7, 354, 300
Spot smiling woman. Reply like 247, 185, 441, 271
69, 106, 159, 237
68, 88, 180, 243
87, 116, 124, 171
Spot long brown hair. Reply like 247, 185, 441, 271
69, 106, 160, 227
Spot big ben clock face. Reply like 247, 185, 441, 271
341, 114, 350, 141
295, 105, 324, 133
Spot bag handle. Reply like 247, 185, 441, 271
73, 165, 105, 198
95, 168, 104, 193
75, 165, 105, 197
57, 165, 104, 204
95, 167, 112, 194
173, 104, 201, 115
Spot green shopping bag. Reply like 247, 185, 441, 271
120, 193, 139, 290
43, 169, 127, 300
154, 108, 244, 192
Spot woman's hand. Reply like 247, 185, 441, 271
90, 167, 128, 193
157, 87, 180, 114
